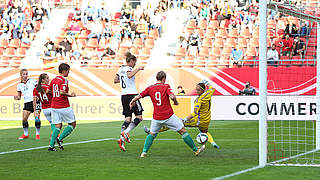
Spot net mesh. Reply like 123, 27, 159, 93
266, 1, 320, 166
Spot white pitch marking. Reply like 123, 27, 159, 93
212, 166, 263, 180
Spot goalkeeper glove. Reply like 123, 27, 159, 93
200, 79, 209, 86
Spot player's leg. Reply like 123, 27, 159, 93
140, 119, 162, 157
124, 98, 143, 135
144, 125, 169, 134
199, 123, 220, 149
34, 101, 41, 139
43, 108, 55, 131
57, 107, 76, 149
49, 108, 62, 151
167, 114, 203, 156
19, 110, 31, 139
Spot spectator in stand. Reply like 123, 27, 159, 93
70, 40, 82, 61
292, 36, 305, 57
74, 4, 82, 21
11, 13, 23, 39
21, 30, 31, 45
177, 85, 185, 95
24, 19, 35, 40
199, 3, 209, 21
44, 37, 56, 57
231, 45, 243, 65
188, 29, 200, 57
87, 19, 103, 43
0, 19, 11, 39
267, 44, 279, 65
298, 21, 308, 37
151, 10, 163, 37
57, 37, 72, 57
33, 4, 46, 22
217, 1, 233, 25
284, 22, 298, 37
282, 34, 293, 56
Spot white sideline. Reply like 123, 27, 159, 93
0, 138, 116, 155
212, 166, 263, 180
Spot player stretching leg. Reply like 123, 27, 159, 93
114, 52, 144, 151
33, 73, 55, 134
14, 69, 41, 140
144, 80, 220, 149
130, 71, 204, 157
48, 63, 76, 151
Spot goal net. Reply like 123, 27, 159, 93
259, 1, 320, 166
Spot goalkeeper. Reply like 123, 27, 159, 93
144, 80, 219, 149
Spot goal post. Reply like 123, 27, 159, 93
260, 2, 320, 167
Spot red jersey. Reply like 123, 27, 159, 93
140, 83, 174, 120
33, 84, 52, 109
49, 76, 70, 108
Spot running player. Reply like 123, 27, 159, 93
33, 73, 55, 133
48, 63, 76, 151
129, 71, 205, 157
14, 69, 41, 140
114, 52, 144, 151
144, 80, 220, 149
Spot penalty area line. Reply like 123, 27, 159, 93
0, 138, 116, 155
212, 165, 264, 180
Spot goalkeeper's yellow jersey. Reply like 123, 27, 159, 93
191, 85, 215, 125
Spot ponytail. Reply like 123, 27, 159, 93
36, 73, 47, 93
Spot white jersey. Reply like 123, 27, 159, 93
17, 78, 37, 103
117, 65, 138, 95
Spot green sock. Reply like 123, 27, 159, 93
143, 134, 156, 153
50, 128, 61, 147
50, 124, 55, 131
182, 132, 198, 152
59, 125, 74, 141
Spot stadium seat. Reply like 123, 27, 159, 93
118, 46, 129, 56
172, 56, 183, 68
308, 38, 317, 47
149, 29, 159, 40
207, 55, 219, 67
306, 46, 316, 56
221, 47, 232, 56
134, 38, 143, 48
243, 56, 255, 66
228, 28, 239, 38
237, 38, 248, 48
3, 48, 15, 57
130, 47, 140, 56
184, 59, 194, 68
197, 29, 205, 39
304, 55, 315, 65
187, 19, 197, 29
210, 47, 221, 57
213, 37, 224, 48
248, 38, 259, 48
208, 20, 219, 30
198, 47, 209, 57
216, 28, 228, 38
9, 39, 21, 48
291, 56, 303, 65
16, 48, 26, 57
0, 48, 3, 56
280, 56, 290, 65
240, 28, 251, 39
140, 47, 151, 60
246, 47, 257, 57
87, 38, 99, 48
0, 39, 9, 48
199, 19, 207, 30
219, 55, 230, 65
21, 41, 31, 48
202, 38, 213, 48
145, 38, 155, 49
205, 28, 215, 39
77, 39, 87, 48
194, 56, 206, 68
175, 46, 186, 57
225, 38, 236, 48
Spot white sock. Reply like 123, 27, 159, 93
23, 128, 28, 136
124, 123, 136, 134
36, 128, 40, 135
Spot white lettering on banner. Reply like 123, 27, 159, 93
212, 96, 317, 120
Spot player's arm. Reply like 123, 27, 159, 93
129, 95, 142, 109
183, 97, 202, 122
169, 94, 179, 105
114, 74, 120, 84
127, 66, 144, 79
201, 79, 215, 96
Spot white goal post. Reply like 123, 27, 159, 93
259, 1, 320, 167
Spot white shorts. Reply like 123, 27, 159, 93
52, 107, 76, 124
43, 108, 52, 123
150, 114, 184, 133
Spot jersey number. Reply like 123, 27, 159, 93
155, 92, 161, 106
38, 92, 48, 102
53, 84, 60, 97
120, 76, 126, 88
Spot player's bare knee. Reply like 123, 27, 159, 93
178, 128, 187, 135
69, 121, 76, 128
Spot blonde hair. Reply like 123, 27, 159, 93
20, 69, 28, 76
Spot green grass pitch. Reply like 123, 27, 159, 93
1, 120, 320, 180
